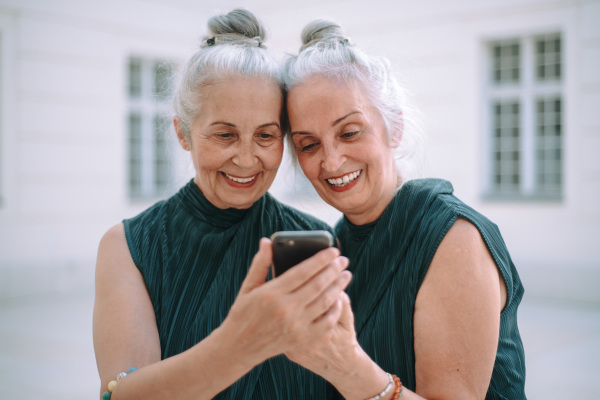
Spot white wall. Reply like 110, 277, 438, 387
0, 0, 598, 302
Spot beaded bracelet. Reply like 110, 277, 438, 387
365, 373, 404, 400
101, 367, 137, 400
391, 374, 404, 399
366, 373, 393, 400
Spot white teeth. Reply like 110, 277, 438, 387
225, 173, 257, 183
326, 170, 361, 187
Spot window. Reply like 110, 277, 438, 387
485, 33, 563, 200
127, 57, 177, 199
0, 32, 3, 208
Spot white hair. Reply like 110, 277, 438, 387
283, 19, 424, 181
173, 9, 283, 139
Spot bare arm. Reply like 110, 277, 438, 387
93, 223, 254, 399
285, 218, 507, 400
93, 224, 351, 400
412, 218, 506, 399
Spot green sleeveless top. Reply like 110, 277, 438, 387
335, 179, 526, 400
123, 179, 332, 399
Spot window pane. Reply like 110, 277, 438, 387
491, 100, 521, 194
535, 34, 561, 81
129, 112, 142, 197
129, 58, 142, 98
491, 40, 520, 85
535, 96, 562, 195
153, 114, 170, 190
127, 57, 177, 200
153, 62, 174, 101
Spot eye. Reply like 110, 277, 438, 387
255, 130, 282, 146
302, 143, 315, 151
214, 132, 236, 142
256, 132, 275, 141
341, 130, 359, 139
299, 141, 320, 153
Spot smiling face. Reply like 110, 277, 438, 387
287, 75, 400, 225
175, 76, 284, 209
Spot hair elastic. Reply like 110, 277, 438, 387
204, 34, 263, 48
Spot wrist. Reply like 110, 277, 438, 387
205, 325, 261, 374
330, 348, 389, 400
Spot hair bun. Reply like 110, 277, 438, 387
208, 8, 266, 41
300, 19, 349, 50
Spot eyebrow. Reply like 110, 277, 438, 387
332, 111, 361, 127
291, 110, 361, 137
210, 121, 280, 129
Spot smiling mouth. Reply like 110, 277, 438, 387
326, 170, 362, 187
223, 172, 258, 184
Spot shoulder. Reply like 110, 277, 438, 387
400, 178, 454, 203
394, 178, 456, 223
422, 218, 507, 309
434, 219, 492, 268
97, 222, 136, 272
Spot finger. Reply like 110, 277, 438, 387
338, 291, 355, 331
305, 270, 352, 321
290, 256, 349, 307
239, 238, 272, 294
272, 247, 341, 292
311, 295, 344, 333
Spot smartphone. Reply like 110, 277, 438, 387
270, 230, 335, 277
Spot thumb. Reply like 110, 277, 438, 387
239, 238, 273, 294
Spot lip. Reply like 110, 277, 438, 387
324, 169, 362, 193
221, 172, 259, 188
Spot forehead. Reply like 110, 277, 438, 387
287, 75, 372, 125
198, 76, 282, 113
288, 76, 369, 113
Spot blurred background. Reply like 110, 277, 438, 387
0, 0, 598, 398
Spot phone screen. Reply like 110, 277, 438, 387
270, 230, 334, 277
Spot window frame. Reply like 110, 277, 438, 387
483, 32, 564, 202
0, 14, 16, 212
126, 56, 177, 201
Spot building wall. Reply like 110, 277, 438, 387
0, 0, 598, 302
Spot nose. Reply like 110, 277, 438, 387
321, 142, 345, 173
232, 140, 258, 169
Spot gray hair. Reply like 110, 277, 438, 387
173, 9, 283, 139
283, 19, 424, 181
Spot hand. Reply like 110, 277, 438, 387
285, 292, 391, 400
215, 238, 353, 369
284, 291, 359, 379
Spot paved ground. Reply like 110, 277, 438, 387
0, 291, 598, 399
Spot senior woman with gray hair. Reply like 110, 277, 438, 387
279, 19, 527, 400
93, 10, 351, 400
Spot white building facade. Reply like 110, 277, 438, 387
0, 0, 598, 303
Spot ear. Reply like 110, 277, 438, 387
390, 130, 402, 148
389, 111, 403, 149
174, 117, 191, 151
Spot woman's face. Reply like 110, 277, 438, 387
176, 76, 284, 209
287, 75, 399, 225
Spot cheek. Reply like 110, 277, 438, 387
263, 141, 284, 170
193, 146, 227, 173
298, 154, 319, 180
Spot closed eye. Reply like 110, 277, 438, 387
341, 131, 359, 139
214, 133, 237, 142
301, 142, 318, 152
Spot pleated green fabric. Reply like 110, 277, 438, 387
334, 179, 526, 400
123, 179, 332, 399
